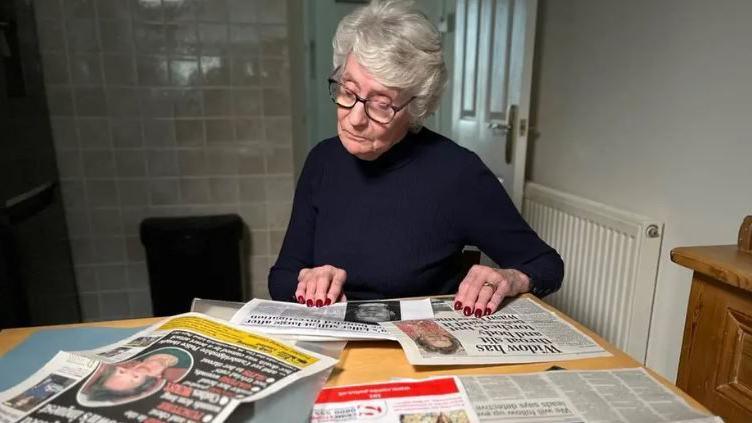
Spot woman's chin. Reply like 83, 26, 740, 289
341, 139, 380, 161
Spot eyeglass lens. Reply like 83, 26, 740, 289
329, 83, 394, 123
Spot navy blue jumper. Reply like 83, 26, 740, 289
268, 128, 563, 301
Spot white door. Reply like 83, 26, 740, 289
448, 0, 537, 209
304, 1, 361, 145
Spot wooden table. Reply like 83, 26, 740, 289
0, 294, 709, 414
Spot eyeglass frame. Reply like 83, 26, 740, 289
327, 69, 416, 124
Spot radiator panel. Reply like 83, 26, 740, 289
522, 183, 662, 363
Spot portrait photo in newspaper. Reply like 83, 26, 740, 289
344, 301, 401, 324
77, 347, 192, 407
392, 320, 466, 356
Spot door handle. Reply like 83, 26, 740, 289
504, 104, 517, 164
487, 121, 510, 131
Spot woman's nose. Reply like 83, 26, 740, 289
348, 101, 369, 127
132, 367, 149, 375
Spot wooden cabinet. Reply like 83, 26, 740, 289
671, 216, 752, 423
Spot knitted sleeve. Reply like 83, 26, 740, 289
267, 146, 323, 301
451, 154, 564, 296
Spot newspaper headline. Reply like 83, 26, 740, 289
230, 298, 434, 341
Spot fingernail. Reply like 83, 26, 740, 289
454, 301, 462, 310
463, 306, 472, 316
315, 299, 323, 307
306, 299, 313, 307
474, 309, 482, 318
297, 296, 304, 304
324, 298, 332, 306
484, 308, 491, 316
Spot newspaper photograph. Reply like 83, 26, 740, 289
380, 297, 610, 365
312, 377, 480, 423
458, 368, 721, 422
229, 298, 434, 341
0, 313, 337, 423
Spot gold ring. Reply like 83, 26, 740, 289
482, 281, 497, 290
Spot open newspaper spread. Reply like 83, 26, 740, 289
313, 368, 721, 423
230, 298, 434, 341
459, 368, 721, 423
0, 313, 337, 423
380, 297, 610, 365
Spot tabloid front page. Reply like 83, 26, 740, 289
312, 377, 479, 423
0, 313, 337, 423
314, 369, 720, 423
229, 298, 434, 341
380, 297, 610, 365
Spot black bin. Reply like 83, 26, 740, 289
140, 214, 245, 316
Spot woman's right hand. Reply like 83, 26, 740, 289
296, 265, 347, 307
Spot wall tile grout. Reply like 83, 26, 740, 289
39, 0, 294, 321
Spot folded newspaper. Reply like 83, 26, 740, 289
312, 368, 722, 423
312, 376, 480, 423
380, 297, 611, 365
0, 312, 337, 423
230, 298, 434, 341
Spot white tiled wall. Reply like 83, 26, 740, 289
35, 0, 294, 321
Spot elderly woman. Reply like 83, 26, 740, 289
269, 0, 563, 317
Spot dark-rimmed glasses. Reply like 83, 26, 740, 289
328, 78, 415, 124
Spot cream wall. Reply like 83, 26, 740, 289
530, 0, 752, 381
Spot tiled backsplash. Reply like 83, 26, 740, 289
35, 0, 294, 321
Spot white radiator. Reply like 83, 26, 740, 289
522, 182, 663, 363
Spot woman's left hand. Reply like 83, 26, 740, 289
453, 265, 531, 317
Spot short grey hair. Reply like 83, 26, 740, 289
332, 0, 447, 131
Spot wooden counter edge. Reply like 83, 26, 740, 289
671, 245, 752, 292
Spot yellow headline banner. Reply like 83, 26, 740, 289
158, 316, 319, 368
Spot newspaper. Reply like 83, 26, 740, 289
458, 368, 721, 423
380, 297, 610, 365
314, 368, 720, 423
0, 313, 337, 423
230, 298, 434, 341
312, 376, 480, 423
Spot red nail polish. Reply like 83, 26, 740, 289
306, 299, 313, 307
324, 298, 332, 306
463, 306, 472, 316
297, 296, 304, 304
315, 299, 323, 307
454, 301, 462, 310
484, 308, 491, 316
474, 309, 482, 318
